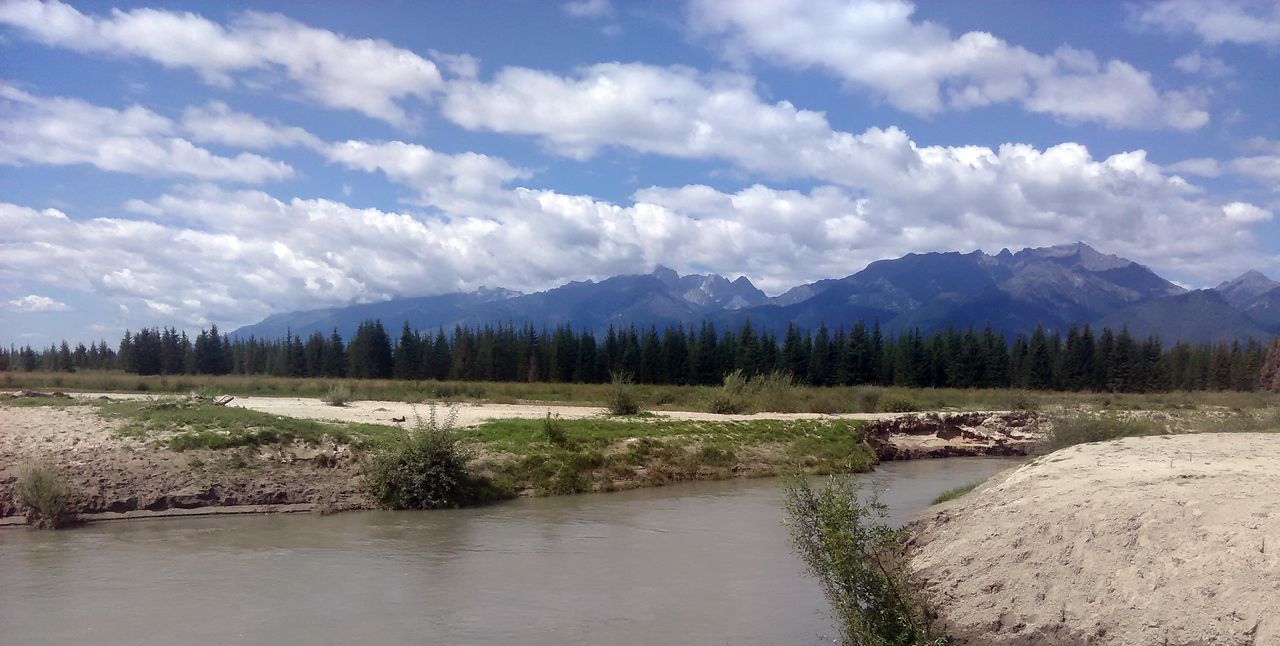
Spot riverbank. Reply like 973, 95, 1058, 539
0, 394, 1047, 526
908, 432, 1280, 645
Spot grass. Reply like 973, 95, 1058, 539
464, 417, 876, 496
931, 481, 983, 505
99, 398, 400, 451
1034, 414, 1171, 455
9, 370, 1280, 414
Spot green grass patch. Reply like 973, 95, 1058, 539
99, 400, 400, 451
467, 417, 875, 496
931, 481, 983, 505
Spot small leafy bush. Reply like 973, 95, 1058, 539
542, 412, 570, 447
17, 461, 76, 529
365, 405, 505, 509
785, 476, 939, 645
606, 371, 642, 416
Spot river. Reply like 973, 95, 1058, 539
0, 457, 1017, 645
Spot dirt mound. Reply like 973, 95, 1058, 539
908, 433, 1280, 645
864, 411, 1050, 459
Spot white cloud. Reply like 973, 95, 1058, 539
1168, 157, 1222, 177
0, 86, 294, 183
1223, 201, 1272, 223
687, 0, 1208, 129
3, 115, 1267, 330
181, 101, 323, 150
0, 0, 444, 125
1137, 0, 1280, 46
7, 294, 71, 312
563, 0, 613, 18
322, 140, 530, 209
1231, 156, 1280, 185
1173, 51, 1234, 77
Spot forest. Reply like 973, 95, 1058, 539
1, 319, 1273, 393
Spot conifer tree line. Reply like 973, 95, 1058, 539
2, 319, 1276, 393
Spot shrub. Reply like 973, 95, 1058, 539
364, 405, 504, 509
1036, 413, 1168, 455
753, 370, 798, 412
1008, 390, 1038, 412
856, 387, 884, 413
322, 383, 354, 407
785, 476, 938, 645
606, 371, 642, 416
708, 370, 752, 414
879, 396, 920, 413
17, 461, 76, 529
542, 412, 570, 447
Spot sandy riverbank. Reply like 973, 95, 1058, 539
909, 432, 1280, 645
69, 391, 907, 427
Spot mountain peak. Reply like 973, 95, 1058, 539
1214, 269, 1280, 308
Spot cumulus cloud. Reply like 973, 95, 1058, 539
322, 140, 531, 209
7, 294, 70, 312
0, 0, 444, 125
1136, 0, 1280, 46
687, 0, 1208, 129
1168, 157, 1223, 177
0, 86, 294, 183
1223, 201, 1272, 223
181, 102, 323, 150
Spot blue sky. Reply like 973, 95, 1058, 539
2, 0, 1279, 346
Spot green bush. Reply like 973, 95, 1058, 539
785, 476, 938, 645
606, 371, 642, 416
322, 383, 354, 407
542, 412, 570, 447
364, 405, 505, 509
879, 396, 920, 413
857, 387, 885, 413
708, 370, 752, 414
17, 461, 76, 529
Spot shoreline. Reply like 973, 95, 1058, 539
1, 396, 1047, 529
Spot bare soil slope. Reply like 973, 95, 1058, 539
909, 433, 1280, 645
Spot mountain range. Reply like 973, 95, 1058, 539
232, 243, 1278, 345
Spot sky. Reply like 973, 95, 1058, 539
2, 0, 1279, 346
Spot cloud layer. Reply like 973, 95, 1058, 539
690, 0, 1209, 129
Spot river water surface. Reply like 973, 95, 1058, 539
1, 458, 1017, 645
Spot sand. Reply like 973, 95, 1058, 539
69, 392, 904, 427
909, 433, 1280, 645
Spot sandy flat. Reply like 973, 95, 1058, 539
70, 392, 904, 427
909, 432, 1280, 645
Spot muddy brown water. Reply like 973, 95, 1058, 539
0, 458, 1017, 645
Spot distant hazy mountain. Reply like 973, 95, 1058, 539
232, 243, 1277, 343
1214, 270, 1280, 309
1098, 290, 1270, 345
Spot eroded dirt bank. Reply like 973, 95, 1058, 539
909, 433, 1280, 645
0, 404, 369, 522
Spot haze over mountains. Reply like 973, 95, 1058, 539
233, 243, 1276, 344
